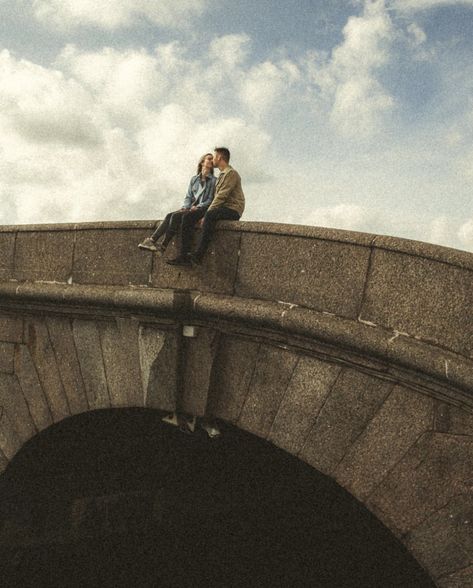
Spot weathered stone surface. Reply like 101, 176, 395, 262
368, 433, 473, 535
360, 248, 473, 358
150, 228, 240, 295
435, 403, 473, 436
209, 336, 260, 423
0, 407, 21, 460
238, 344, 299, 438
299, 370, 393, 476
46, 317, 89, 415
181, 327, 220, 417
0, 343, 14, 373
72, 320, 110, 410
115, 317, 143, 407
14, 230, 74, 282
0, 373, 37, 443
97, 319, 143, 408
437, 565, 473, 588
406, 494, 473, 580
0, 232, 15, 280
235, 232, 371, 319
0, 315, 23, 343
335, 385, 433, 500
14, 345, 53, 432
138, 325, 177, 412
73, 228, 151, 286
268, 357, 341, 455
25, 319, 71, 422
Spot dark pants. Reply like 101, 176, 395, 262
151, 208, 205, 252
193, 206, 240, 259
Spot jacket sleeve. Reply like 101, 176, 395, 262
182, 177, 195, 208
197, 177, 216, 209
208, 170, 237, 210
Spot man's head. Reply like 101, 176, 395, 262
213, 147, 230, 170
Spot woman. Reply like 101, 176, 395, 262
138, 153, 216, 257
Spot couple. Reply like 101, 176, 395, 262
138, 147, 244, 266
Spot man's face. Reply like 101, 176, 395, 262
213, 151, 221, 167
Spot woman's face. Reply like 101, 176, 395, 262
201, 154, 214, 172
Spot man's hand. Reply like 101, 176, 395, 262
190, 206, 198, 212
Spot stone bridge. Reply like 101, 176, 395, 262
0, 220, 472, 586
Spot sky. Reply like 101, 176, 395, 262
0, 0, 473, 251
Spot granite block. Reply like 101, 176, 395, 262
437, 566, 473, 588
25, 318, 71, 422
238, 344, 299, 438
150, 228, 240, 295
14, 344, 53, 432
299, 369, 393, 476
181, 328, 220, 417
0, 343, 14, 373
268, 356, 341, 455
368, 432, 473, 535
138, 325, 178, 412
209, 336, 261, 423
46, 317, 88, 415
235, 232, 371, 319
14, 230, 74, 282
435, 403, 473, 436
0, 232, 15, 280
72, 319, 111, 410
335, 385, 433, 500
0, 315, 23, 343
0, 373, 37, 443
406, 494, 473, 580
115, 317, 143, 407
361, 248, 473, 358
97, 319, 143, 407
73, 228, 151, 286
0, 407, 21, 460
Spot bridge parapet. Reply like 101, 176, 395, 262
0, 221, 472, 586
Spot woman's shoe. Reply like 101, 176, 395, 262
138, 237, 158, 252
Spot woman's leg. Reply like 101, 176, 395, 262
161, 210, 186, 248
150, 212, 174, 242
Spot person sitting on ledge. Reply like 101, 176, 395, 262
138, 153, 216, 255
167, 146, 244, 267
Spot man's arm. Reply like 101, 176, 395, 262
208, 170, 238, 211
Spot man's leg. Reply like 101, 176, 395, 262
191, 207, 240, 263
180, 208, 205, 256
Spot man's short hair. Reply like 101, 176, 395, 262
214, 147, 230, 162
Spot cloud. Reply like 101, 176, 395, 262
0, 42, 270, 225
304, 0, 396, 138
31, 0, 209, 30
390, 0, 473, 11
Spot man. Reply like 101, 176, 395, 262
190, 147, 244, 265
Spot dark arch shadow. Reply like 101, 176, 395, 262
0, 409, 434, 587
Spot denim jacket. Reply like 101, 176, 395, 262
182, 174, 216, 209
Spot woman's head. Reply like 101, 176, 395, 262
197, 153, 214, 175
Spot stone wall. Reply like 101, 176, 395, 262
0, 220, 472, 586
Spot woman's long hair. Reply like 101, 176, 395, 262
197, 153, 214, 176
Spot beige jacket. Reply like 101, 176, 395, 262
208, 165, 245, 216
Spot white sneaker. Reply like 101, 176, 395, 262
138, 237, 158, 252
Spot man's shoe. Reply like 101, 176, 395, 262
138, 237, 158, 252
166, 256, 191, 267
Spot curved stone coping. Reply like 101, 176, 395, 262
2, 219, 472, 270
0, 280, 471, 404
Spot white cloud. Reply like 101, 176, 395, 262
458, 218, 473, 249
304, 0, 396, 138
391, 0, 473, 11
0, 42, 270, 225
209, 34, 251, 67
31, 0, 209, 30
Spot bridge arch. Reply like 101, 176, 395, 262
0, 220, 472, 586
